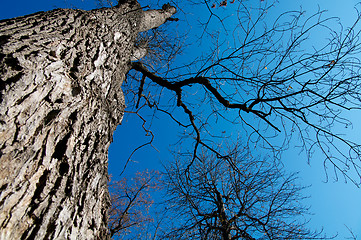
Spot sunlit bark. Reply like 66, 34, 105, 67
0, 1, 175, 239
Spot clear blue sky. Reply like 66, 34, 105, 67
1, 0, 361, 239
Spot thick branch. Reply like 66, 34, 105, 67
131, 62, 280, 132
131, 62, 247, 110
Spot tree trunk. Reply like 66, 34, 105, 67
0, 1, 171, 239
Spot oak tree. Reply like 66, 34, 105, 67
0, 1, 175, 239
2, 0, 361, 239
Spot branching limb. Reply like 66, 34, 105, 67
136, 74, 146, 108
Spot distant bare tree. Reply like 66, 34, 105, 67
162, 143, 330, 240
108, 170, 161, 239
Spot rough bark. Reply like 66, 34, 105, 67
0, 1, 174, 239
